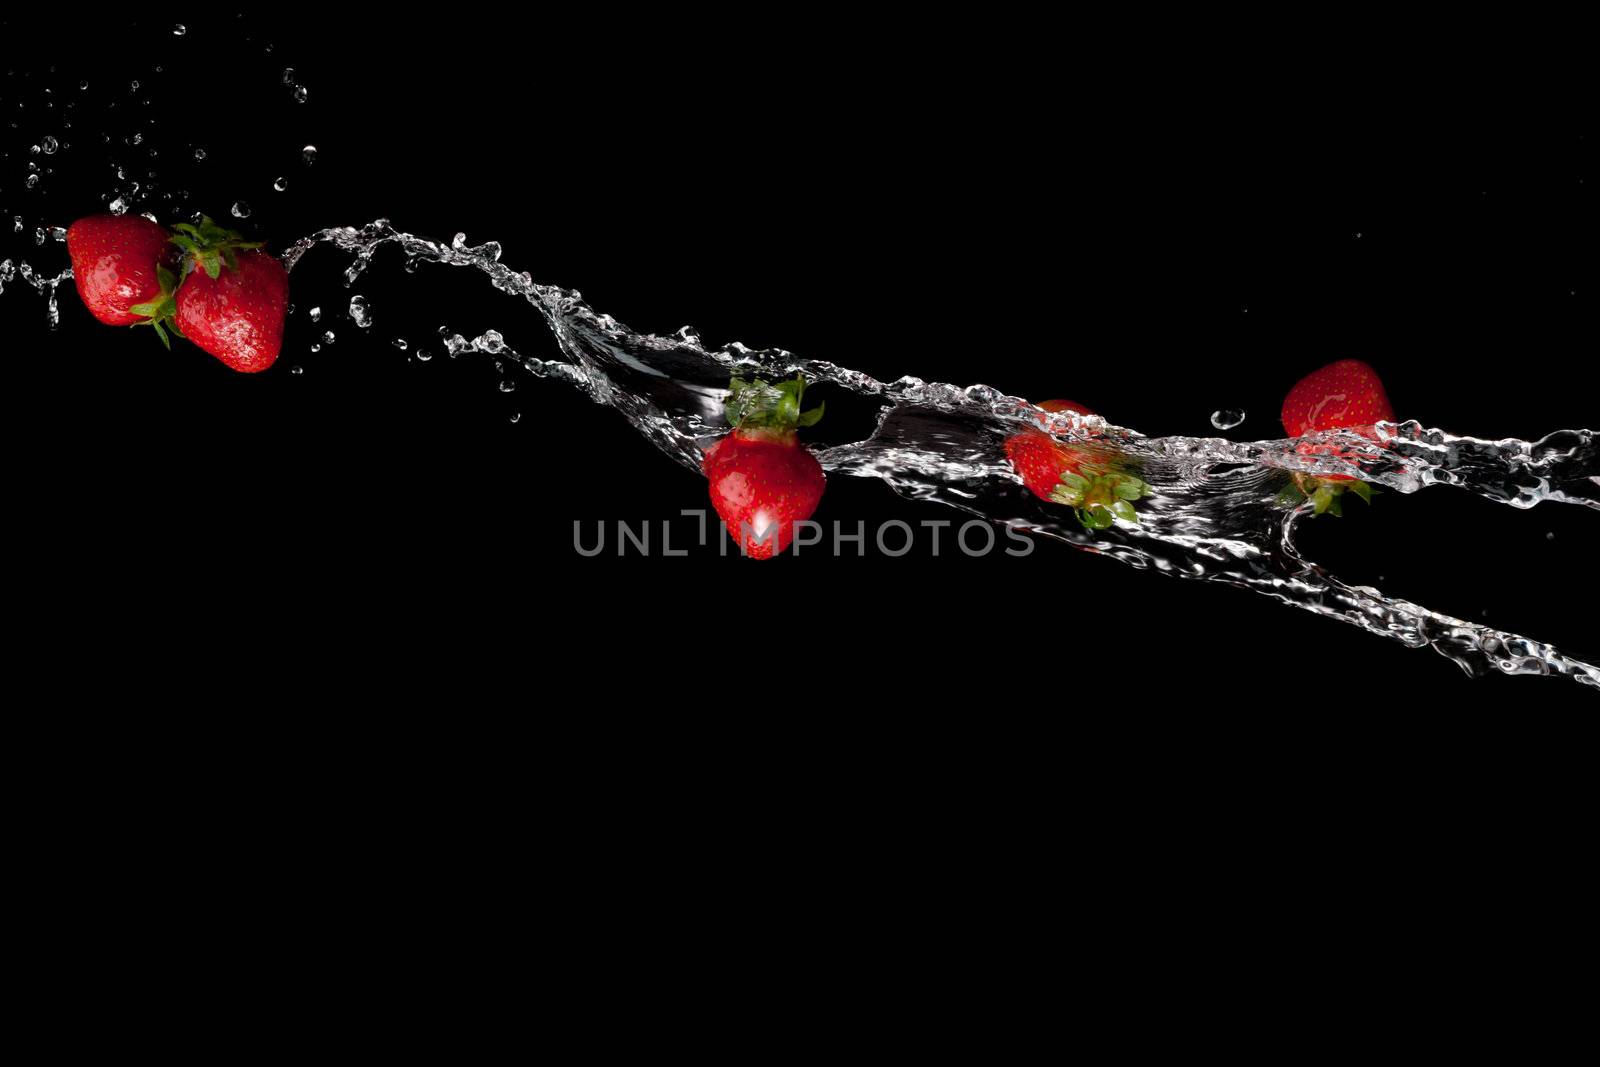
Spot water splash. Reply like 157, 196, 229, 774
0, 257, 72, 328
281, 220, 1599, 689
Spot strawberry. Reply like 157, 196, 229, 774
65, 214, 181, 334
1278, 359, 1395, 516
703, 375, 826, 559
168, 218, 286, 374
1004, 399, 1150, 531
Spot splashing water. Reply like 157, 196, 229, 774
274, 220, 1599, 690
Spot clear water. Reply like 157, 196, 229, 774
294, 220, 1600, 689
5, 53, 1595, 690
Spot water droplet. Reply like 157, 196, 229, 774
415, 349, 432, 362
349, 295, 371, 327
1546, 532, 1556, 541
41, 136, 57, 154
302, 144, 317, 165
273, 177, 287, 192
292, 86, 308, 104
309, 344, 321, 353
130, 80, 140, 91
308, 306, 322, 323
1354, 231, 1362, 239
452, 233, 468, 249
290, 365, 304, 375
281, 68, 296, 86
498, 380, 516, 393
25, 173, 39, 188
231, 201, 251, 218
509, 413, 521, 424
392, 337, 407, 350
322, 330, 336, 344
79, 80, 88, 91
173, 23, 187, 36
34, 227, 46, 246
193, 147, 206, 161
1210, 409, 1246, 430
48, 225, 66, 241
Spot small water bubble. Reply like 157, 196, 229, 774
48, 225, 66, 242
509, 413, 521, 424
273, 177, 287, 192
130, 80, 140, 92
323, 330, 336, 344
25, 173, 39, 188
193, 147, 206, 161
349, 295, 371, 327
173, 23, 187, 36
281, 68, 296, 86
308, 306, 322, 323
392, 337, 407, 350
498, 379, 516, 393
231, 201, 251, 219
1546, 532, 1556, 541
309, 344, 321, 354
292, 86, 308, 104
1210, 409, 1246, 430
415, 349, 432, 362
131, 132, 142, 145
11, 217, 22, 233
41, 136, 57, 154
302, 145, 317, 166
291, 365, 304, 375
33, 227, 46, 246
79, 80, 88, 91
1354, 231, 1362, 239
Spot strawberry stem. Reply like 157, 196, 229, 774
169, 216, 264, 281
724, 374, 824, 433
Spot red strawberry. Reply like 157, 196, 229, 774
1281, 359, 1394, 438
703, 375, 826, 559
66, 214, 180, 328
1004, 398, 1149, 531
1278, 359, 1395, 515
169, 218, 287, 374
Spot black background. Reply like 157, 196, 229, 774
5, 12, 1595, 721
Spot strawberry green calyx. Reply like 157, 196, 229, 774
126, 263, 184, 351
168, 216, 265, 281
1049, 461, 1151, 531
1275, 473, 1377, 517
724, 374, 824, 434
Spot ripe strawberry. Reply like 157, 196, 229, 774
1278, 359, 1395, 516
703, 375, 826, 559
1281, 358, 1394, 438
169, 218, 286, 374
65, 214, 181, 331
1004, 398, 1149, 531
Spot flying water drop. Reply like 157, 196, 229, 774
1211, 409, 1247, 430
231, 201, 251, 218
